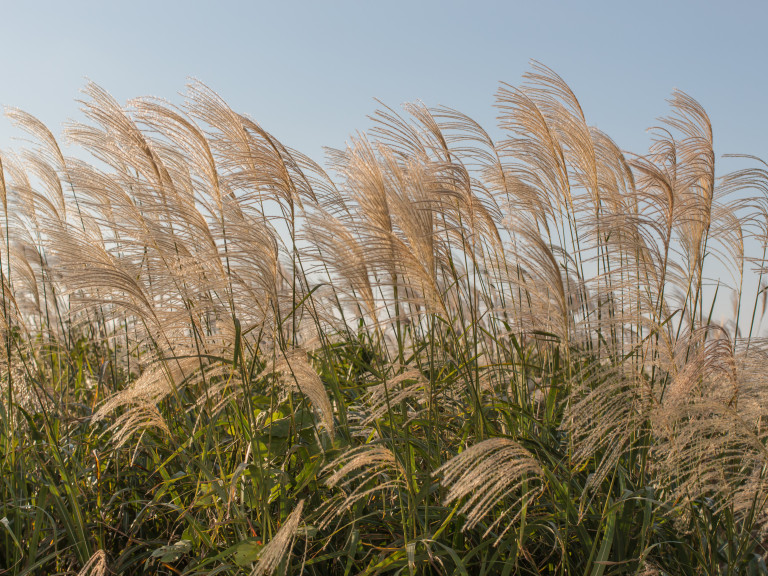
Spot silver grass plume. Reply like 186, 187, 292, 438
435, 438, 543, 538
76, 550, 107, 576
319, 444, 405, 529
651, 329, 768, 516
92, 357, 199, 446
251, 499, 305, 576
563, 361, 654, 497
274, 349, 335, 437
362, 368, 428, 425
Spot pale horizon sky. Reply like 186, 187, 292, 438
1, 1, 767, 168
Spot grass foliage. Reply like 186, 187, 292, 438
2, 64, 768, 574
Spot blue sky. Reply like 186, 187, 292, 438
1, 0, 766, 166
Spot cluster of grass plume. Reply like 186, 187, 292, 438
2, 62, 768, 575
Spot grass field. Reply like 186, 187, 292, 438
2, 64, 768, 575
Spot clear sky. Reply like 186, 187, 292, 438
1, 0, 767, 167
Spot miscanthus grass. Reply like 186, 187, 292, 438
2, 63, 768, 574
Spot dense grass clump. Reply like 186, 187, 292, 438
3, 64, 768, 575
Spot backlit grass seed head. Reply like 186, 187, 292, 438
93, 356, 199, 422
651, 337, 768, 515
103, 402, 171, 449
363, 368, 428, 425
319, 445, 405, 529
252, 500, 305, 576
563, 362, 654, 493
275, 349, 335, 437
660, 326, 737, 406
76, 550, 108, 576
435, 438, 543, 537
92, 357, 198, 446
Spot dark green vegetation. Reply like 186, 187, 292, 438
2, 64, 768, 575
